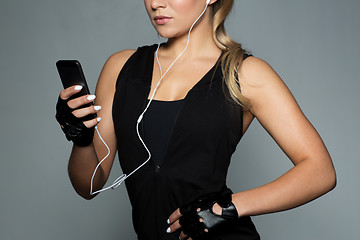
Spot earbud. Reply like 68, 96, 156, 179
206, 0, 211, 4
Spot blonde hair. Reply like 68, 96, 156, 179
211, 0, 249, 107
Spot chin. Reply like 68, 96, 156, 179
155, 31, 173, 39
158, 33, 174, 39
154, 28, 185, 39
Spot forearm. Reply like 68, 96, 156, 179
68, 143, 106, 199
232, 158, 336, 217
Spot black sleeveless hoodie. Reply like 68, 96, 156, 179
112, 44, 260, 240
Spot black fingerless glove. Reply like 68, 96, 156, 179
55, 96, 95, 146
179, 188, 238, 240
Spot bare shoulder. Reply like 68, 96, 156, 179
95, 49, 136, 93
107, 49, 136, 67
239, 56, 283, 90
100, 49, 136, 81
238, 56, 291, 113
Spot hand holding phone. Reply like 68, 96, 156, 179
55, 60, 100, 146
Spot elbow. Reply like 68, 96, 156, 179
82, 193, 96, 200
69, 183, 97, 200
321, 163, 337, 194
306, 157, 337, 196
313, 154, 337, 194
77, 190, 97, 200
70, 183, 98, 200
327, 168, 337, 192
68, 174, 101, 200
326, 156, 337, 192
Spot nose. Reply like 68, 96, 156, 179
151, 0, 167, 9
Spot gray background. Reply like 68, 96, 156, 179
0, 0, 359, 239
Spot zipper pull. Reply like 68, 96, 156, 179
155, 165, 161, 174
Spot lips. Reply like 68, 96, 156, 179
154, 15, 172, 25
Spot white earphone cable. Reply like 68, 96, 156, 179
90, 1, 209, 195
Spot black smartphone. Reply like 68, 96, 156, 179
56, 60, 96, 121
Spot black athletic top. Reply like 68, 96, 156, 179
112, 44, 259, 240
143, 99, 185, 166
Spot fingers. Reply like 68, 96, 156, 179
167, 208, 183, 235
168, 208, 182, 225
59, 84, 102, 128
72, 105, 101, 119
59, 85, 83, 100
179, 233, 193, 240
83, 116, 101, 128
212, 203, 222, 215
179, 231, 189, 240
167, 219, 182, 233
67, 94, 96, 109
73, 105, 101, 128
59, 85, 101, 127
59, 85, 96, 109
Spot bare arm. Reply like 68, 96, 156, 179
64, 49, 135, 199
230, 56, 336, 216
168, 57, 336, 237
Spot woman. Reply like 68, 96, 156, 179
56, 0, 336, 239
